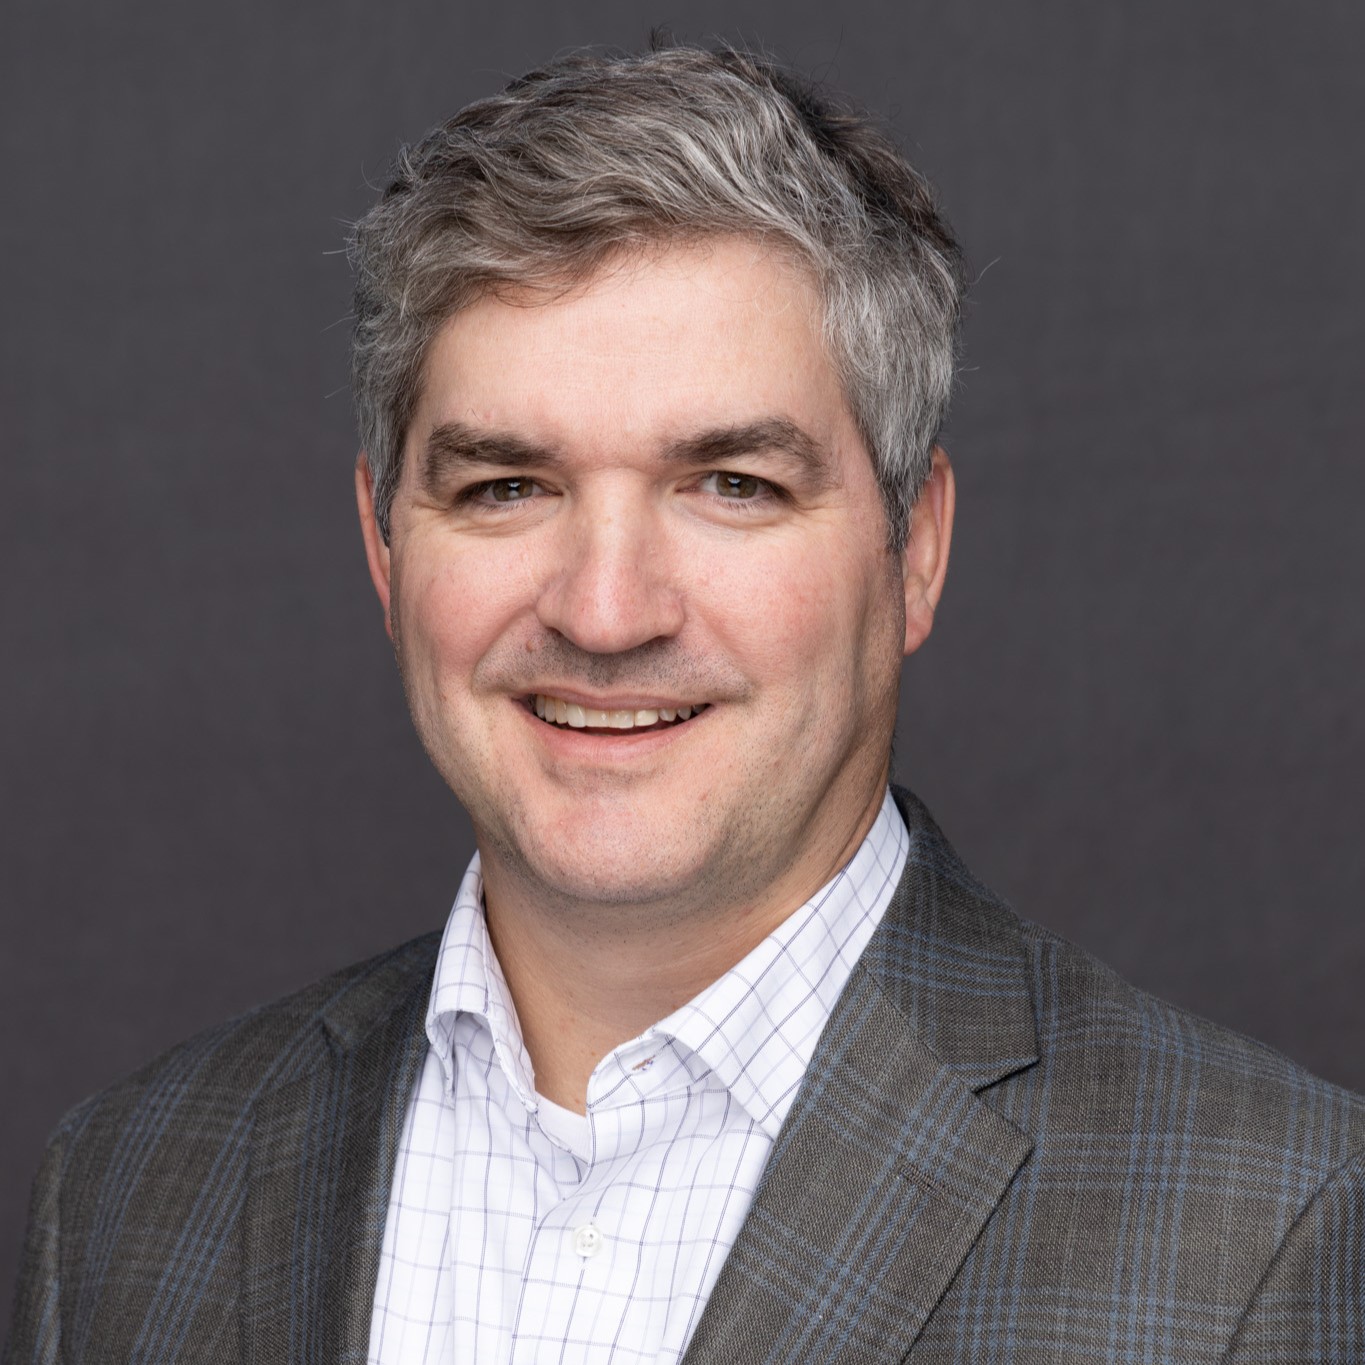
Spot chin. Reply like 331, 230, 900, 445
491, 796, 727, 908
521, 842, 704, 909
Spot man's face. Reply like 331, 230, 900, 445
358, 238, 951, 924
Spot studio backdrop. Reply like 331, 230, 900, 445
3, 0, 1362, 1303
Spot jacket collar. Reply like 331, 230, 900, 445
242, 933, 439, 1363
860, 785, 1038, 1091
680, 786, 1039, 1364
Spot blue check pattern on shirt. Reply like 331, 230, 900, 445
366, 790, 909, 1364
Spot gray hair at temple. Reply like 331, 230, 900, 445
348, 43, 966, 551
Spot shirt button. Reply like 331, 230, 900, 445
572, 1222, 604, 1259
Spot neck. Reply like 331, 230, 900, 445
478, 787, 887, 1113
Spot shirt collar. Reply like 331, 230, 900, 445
425, 854, 538, 1107
649, 788, 908, 1139
424, 788, 909, 1136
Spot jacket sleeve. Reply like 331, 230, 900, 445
1222, 1149, 1365, 1364
3, 1131, 66, 1365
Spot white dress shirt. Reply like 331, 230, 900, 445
367, 788, 909, 1364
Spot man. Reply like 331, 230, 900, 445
6, 43, 1363, 1364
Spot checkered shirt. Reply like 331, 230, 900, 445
366, 788, 909, 1364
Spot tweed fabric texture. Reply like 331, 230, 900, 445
4, 938, 435, 1365
7, 787, 1365, 1363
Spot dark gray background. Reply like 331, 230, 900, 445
4, 0, 1362, 1306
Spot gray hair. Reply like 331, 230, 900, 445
348, 43, 965, 550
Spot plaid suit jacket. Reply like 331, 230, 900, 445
7, 787, 1365, 1363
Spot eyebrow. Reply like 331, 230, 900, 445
419, 416, 836, 497
663, 418, 834, 485
419, 423, 560, 498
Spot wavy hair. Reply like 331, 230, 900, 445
348, 43, 965, 549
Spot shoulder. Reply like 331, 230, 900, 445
47, 932, 441, 1193
7, 936, 439, 1359
885, 784, 1365, 1172
1015, 913, 1365, 1179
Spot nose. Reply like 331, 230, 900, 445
535, 495, 685, 653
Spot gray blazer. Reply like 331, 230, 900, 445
7, 788, 1364, 1362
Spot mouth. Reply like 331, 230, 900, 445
528, 692, 710, 735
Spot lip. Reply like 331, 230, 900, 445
514, 695, 710, 759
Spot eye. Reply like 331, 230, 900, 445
699, 471, 774, 501
461, 476, 544, 505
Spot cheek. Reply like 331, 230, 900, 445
395, 540, 530, 684
695, 537, 875, 691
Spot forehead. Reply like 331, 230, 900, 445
407, 237, 857, 460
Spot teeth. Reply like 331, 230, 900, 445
532, 695, 705, 729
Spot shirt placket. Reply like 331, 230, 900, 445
506, 1040, 696, 1363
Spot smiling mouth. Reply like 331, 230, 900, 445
529, 693, 710, 734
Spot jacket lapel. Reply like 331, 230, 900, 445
236, 787, 1034, 1364
681, 788, 1038, 1365
241, 935, 438, 1364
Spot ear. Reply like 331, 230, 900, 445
901, 446, 955, 657
355, 454, 394, 641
